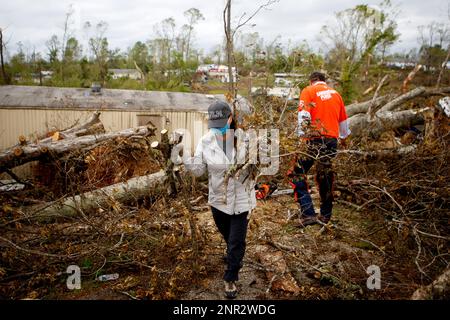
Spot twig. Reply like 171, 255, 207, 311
119, 291, 140, 300
412, 226, 430, 279
233, 0, 279, 36
368, 184, 403, 213
0, 235, 83, 258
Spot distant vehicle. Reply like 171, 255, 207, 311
91, 83, 102, 93
196, 64, 238, 83
274, 78, 292, 87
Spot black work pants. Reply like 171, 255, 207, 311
289, 137, 337, 218
211, 206, 248, 282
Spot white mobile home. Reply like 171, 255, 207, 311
0, 85, 251, 176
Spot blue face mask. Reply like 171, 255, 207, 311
211, 122, 230, 135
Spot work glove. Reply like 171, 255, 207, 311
170, 142, 184, 165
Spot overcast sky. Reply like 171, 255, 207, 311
1, 0, 449, 58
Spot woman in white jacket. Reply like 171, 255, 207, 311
173, 101, 256, 299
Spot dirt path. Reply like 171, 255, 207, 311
181, 192, 387, 300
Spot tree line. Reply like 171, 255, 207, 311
0, 1, 448, 103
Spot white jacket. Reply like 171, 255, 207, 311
183, 130, 256, 215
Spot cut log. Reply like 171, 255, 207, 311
18, 135, 27, 145
349, 108, 429, 137
28, 170, 168, 221
0, 126, 156, 174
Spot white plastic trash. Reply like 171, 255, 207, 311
97, 273, 119, 281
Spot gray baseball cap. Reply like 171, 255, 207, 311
207, 101, 232, 128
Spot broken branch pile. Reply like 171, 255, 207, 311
0, 113, 211, 299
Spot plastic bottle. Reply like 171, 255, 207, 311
97, 273, 119, 281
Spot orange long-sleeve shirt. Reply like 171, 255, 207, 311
298, 81, 349, 138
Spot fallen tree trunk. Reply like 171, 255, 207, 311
346, 95, 393, 117
0, 126, 155, 174
28, 170, 167, 221
6, 111, 104, 153
377, 87, 426, 113
377, 86, 450, 113
340, 145, 417, 157
349, 108, 429, 137
39, 111, 104, 144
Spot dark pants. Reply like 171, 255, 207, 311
289, 137, 337, 219
211, 206, 248, 282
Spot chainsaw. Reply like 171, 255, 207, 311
255, 183, 293, 200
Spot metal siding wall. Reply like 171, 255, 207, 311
0, 108, 208, 155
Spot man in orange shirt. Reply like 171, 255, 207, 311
288, 71, 351, 227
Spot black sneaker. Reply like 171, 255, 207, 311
294, 215, 318, 228
318, 215, 331, 224
224, 281, 237, 299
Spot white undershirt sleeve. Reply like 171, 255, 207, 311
297, 110, 311, 137
339, 119, 351, 139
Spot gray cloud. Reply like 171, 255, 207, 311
1, 0, 448, 57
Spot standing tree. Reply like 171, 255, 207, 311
153, 17, 176, 73
223, 0, 279, 112
85, 21, 109, 85
418, 22, 450, 86
183, 8, 204, 62
0, 27, 11, 84
46, 35, 60, 64
129, 41, 150, 73
60, 5, 75, 82
30, 49, 45, 86
320, 2, 399, 103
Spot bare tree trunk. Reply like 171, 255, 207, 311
0, 28, 10, 84
133, 60, 146, 86
378, 87, 427, 113
367, 75, 389, 119
38, 61, 43, 86
29, 170, 168, 221
0, 125, 155, 174
4, 111, 104, 157
346, 95, 393, 117
436, 48, 450, 88
378, 86, 450, 113
349, 108, 429, 137
224, 0, 236, 105
402, 64, 422, 93
39, 111, 103, 144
